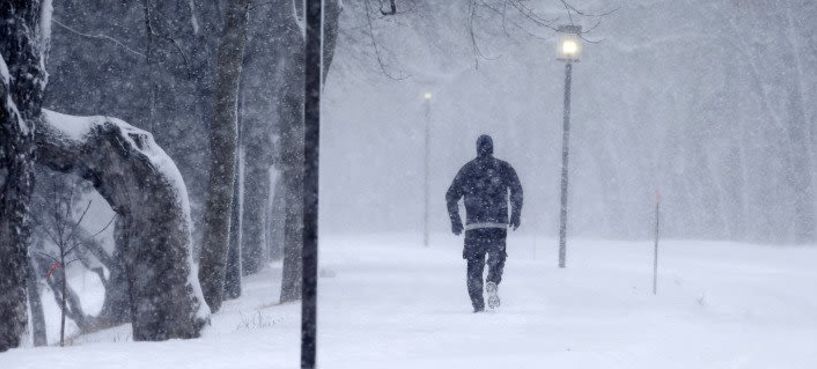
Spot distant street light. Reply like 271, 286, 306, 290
423, 92, 432, 247
556, 24, 582, 269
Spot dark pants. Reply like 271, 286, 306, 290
463, 228, 507, 311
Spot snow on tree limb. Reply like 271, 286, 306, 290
36, 109, 210, 340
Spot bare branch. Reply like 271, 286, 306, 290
90, 214, 117, 239
561, 0, 575, 25
559, 0, 619, 18
52, 18, 146, 59
35, 251, 60, 264
32, 215, 60, 247
74, 227, 116, 269
477, 0, 550, 40
64, 200, 93, 246
506, 0, 559, 31
364, 0, 410, 80
578, 18, 605, 44
468, 0, 503, 69
64, 239, 85, 257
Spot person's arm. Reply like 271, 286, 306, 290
446, 168, 466, 235
507, 164, 523, 230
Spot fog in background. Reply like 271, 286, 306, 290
321, 0, 817, 245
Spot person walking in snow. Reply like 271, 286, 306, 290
446, 134, 523, 312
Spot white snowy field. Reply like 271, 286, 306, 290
5, 235, 817, 369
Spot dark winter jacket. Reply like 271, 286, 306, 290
446, 135, 523, 230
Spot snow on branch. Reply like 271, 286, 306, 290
36, 109, 210, 340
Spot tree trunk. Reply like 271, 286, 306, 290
322, 0, 342, 83
35, 110, 209, 341
0, 65, 34, 351
277, 0, 342, 304
59, 253, 66, 346
278, 46, 306, 304
240, 0, 294, 273
225, 113, 244, 300
0, 0, 50, 352
87, 219, 130, 328
198, 0, 252, 313
240, 141, 270, 275
269, 174, 286, 260
35, 252, 92, 335
25, 258, 47, 346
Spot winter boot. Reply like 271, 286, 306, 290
485, 281, 500, 310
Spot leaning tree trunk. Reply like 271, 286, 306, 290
0, 0, 50, 352
34, 110, 210, 341
84, 219, 130, 329
198, 0, 252, 313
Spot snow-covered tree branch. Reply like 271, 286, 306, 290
34, 110, 210, 340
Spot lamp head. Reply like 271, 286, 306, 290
557, 25, 582, 62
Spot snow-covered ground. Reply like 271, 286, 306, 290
6, 235, 817, 368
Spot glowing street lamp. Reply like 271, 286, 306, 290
423, 91, 432, 247
557, 26, 582, 61
556, 25, 581, 268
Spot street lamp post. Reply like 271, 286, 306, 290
556, 25, 582, 269
302, 1, 322, 368
423, 92, 432, 247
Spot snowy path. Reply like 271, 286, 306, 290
5, 235, 817, 368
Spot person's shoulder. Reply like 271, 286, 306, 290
463, 158, 480, 169
494, 157, 514, 170
456, 159, 477, 176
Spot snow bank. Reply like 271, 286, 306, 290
5, 236, 816, 368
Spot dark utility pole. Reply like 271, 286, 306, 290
301, 0, 321, 368
558, 61, 573, 269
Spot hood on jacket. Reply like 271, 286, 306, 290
477, 134, 493, 157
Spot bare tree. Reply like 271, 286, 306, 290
198, 0, 253, 313
29, 174, 124, 344
32, 181, 95, 346
355, 0, 614, 76
278, 0, 343, 304
0, 0, 50, 352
